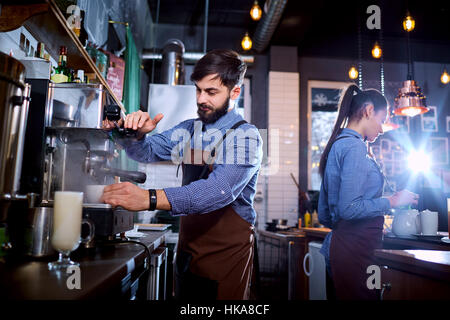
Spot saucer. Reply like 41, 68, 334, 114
441, 237, 450, 244
124, 231, 146, 238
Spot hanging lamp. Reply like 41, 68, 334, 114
394, 13, 428, 117
250, 1, 262, 21
348, 65, 358, 80
241, 32, 252, 51
441, 67, 449, 84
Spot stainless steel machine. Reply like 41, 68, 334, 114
0, 52, 33, 258
1, 55, 146, 258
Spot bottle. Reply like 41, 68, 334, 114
74, 70, 84, 83
51, 46, 69, 83
78, 10, 88, 47
304, 211, 311, 228
312, 210, 319, 227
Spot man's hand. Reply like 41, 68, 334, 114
102, 118, 123, 131
101, 182, 149, 211
124, 110, 164, 139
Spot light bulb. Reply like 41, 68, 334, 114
372, 43, 382, 59
403, 15, 415, 32
250, 1, 262, 21
441, 70, 450, 84
348, 66, 358, 79
241, 32, 252, 51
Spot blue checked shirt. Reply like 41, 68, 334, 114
318, 128, 391, 272
117, 107, 263, 225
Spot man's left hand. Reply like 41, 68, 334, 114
101, 182, 149, 211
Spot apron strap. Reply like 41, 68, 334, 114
198, 120, 248, 180
177, 120, 248, 179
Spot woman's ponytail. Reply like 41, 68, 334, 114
319, 84, 359, 178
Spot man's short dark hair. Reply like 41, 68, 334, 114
190, 49, 247, 90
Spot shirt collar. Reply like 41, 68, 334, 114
341, 128, 364, 140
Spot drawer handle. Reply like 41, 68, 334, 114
380, 282, 391, 300
303, 252, 313, 277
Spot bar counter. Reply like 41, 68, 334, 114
0, 230, 168, 300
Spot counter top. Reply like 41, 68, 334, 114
374, 249, 450, 283
259, 227, 450, 251
0, 230, 168, 299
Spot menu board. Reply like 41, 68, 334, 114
106, 52, 125, 102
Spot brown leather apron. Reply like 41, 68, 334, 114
175, 120, 255, 300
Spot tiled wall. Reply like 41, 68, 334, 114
266, 71, 300, 226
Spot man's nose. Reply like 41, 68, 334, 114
197, 91, 207, 105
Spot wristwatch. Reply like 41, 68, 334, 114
148, 189, 157, 211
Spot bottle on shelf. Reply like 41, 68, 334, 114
312, 210, 319, 227
51, 46, 69, 83
79, 10, 88, 47
74, 70, 84, 83
304, 211, 312, 228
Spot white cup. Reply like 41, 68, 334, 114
85, 185, 106, 203
420, 210, 439, 235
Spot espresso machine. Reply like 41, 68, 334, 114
11, 80, 146, 257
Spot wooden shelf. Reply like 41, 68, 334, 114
21, 0, 125, 111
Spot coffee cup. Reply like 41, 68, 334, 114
420, 210, 438, 235
85, 185, 106, 203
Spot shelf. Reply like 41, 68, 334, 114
20, 0, 125, 111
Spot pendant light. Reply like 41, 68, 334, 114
241, 32, 252, 51
250, 1, 262, 21
376, 16, 398, 133
441, 67, 450, 84
403, 14, 415, 32
348, 65, 358, 80
371, 42, 382, 59
394, 12, 428, 117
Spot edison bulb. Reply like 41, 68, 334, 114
372, 43, 382, 59
403, 15, 415, 32
348, 66, 358, 79
250, 1, 262, 21
441, 70, 450, 84
241, 33, 252, 51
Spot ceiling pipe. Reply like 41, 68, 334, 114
253, 0, 288, 53
142, 50, 255, 64
203, 0, 209, 53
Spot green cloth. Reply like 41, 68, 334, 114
123, 26, 141, 114
121, 26, 141, 172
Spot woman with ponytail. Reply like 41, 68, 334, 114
318, 84, 419, 300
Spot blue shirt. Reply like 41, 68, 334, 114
318, 128, 391, 272
117, 107, 263, 225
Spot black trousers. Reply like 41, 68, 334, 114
174, 249, 218, 301
326, 269, 336, 301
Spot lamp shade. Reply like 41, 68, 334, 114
394, 80, 428, 117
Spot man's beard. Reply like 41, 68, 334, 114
197, 97, 230, 124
